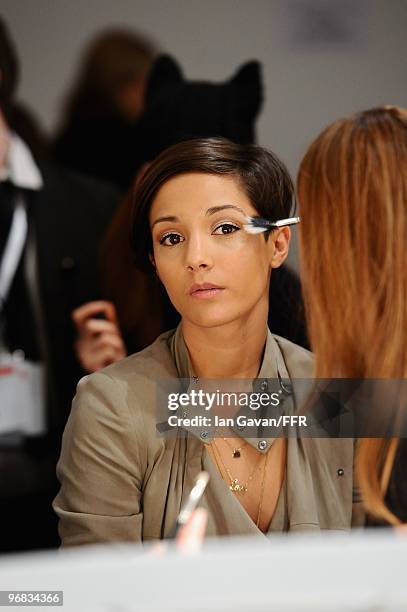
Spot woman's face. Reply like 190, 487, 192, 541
149, 172, 289, 328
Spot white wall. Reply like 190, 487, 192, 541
2, 0, 407, 267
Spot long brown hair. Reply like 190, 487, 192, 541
297, 106, 407, 524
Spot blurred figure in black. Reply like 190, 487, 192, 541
72, 55, 308, 375
0, 18, 119, 553
8, 102, 49, 160
54, 29, 155, 189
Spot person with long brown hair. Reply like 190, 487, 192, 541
297, 105, 407, 525
54, 28, 155, 188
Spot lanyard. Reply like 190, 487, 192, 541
0, 193, 28, 311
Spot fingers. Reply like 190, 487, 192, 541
76, 332, 126, 370
91, 332, 126, 355
72, 301, 126, 373
72, 301, 118, 327
175, 508, 208, 555
79, 318, 123, 338
75, 340, 125, 372
147, 508, 208, 558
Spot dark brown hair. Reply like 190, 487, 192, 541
131, 137, 295, 272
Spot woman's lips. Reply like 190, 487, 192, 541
190, 287, 225, 299
189, 283, 225, 299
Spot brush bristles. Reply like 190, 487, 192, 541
243, 215, 300, 235
243, 223, 269, 234
243, 215, 273, 234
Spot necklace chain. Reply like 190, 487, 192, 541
211, 439, 264, 494
192, 373, 274, 530
222, 437, 248, 458
256, 445, 269, 528
210, 439, 269, 529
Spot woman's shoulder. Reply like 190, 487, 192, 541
97, 328, 179, 384
73, 329, 179, 426
272, 333, 314, 378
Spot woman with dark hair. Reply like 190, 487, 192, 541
54, 138, 358, 546
297, 106, 407, 525
72, 54, 308, 375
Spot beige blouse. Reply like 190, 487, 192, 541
53, 326, 361, 546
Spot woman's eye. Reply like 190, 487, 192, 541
159, 232, 184, 246
213, 223, 240, 235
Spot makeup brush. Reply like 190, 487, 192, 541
169, 471, 210, 538
243, 216, 300, 234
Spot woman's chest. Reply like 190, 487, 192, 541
206, 437, 287, 533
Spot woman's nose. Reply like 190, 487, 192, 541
185, 235, 214, 271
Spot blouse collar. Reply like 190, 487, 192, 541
169, 323, 293, 452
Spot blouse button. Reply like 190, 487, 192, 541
258, 440, 268, 451
200, 431, 209, 440
337, 468, 345, 477
260, 380, 268, 391
281, 381, 293, 395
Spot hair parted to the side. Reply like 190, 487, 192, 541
297, 105, 407, 525
131, 137, 295, 272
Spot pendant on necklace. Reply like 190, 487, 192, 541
229, 479, 247, 493
232, 449, 241, 458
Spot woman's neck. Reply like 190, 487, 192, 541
181, 305, 268, 380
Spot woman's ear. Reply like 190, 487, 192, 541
269, 227, 290, 269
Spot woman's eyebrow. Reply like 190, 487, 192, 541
206, 204, 246, 216
151, 205, 246, 229
151, 215, 179, 229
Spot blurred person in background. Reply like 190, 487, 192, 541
53, 28, 156, 190
0, 18, 119, 552
7, 102, 49, 161
73, 55, 308, 374
297, 106, 407, 526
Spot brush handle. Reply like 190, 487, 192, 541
272, 216, 300, 228
247, 215, 300, 229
